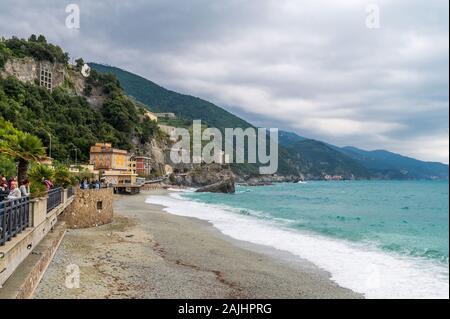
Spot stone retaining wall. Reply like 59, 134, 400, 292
60, 188, 113, 229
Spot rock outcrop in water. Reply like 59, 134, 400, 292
170, 164, 235, 186
195, 178, 235, 194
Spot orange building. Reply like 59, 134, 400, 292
89, 143, 129, 171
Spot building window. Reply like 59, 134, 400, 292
39, 68, 52, 91
97, 201, 103, 211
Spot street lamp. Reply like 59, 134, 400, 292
47, 132, 52, 159
73, 148, 78, 165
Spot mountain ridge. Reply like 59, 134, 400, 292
90, 63, 448, 180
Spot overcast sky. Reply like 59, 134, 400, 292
1, 0, 448, 163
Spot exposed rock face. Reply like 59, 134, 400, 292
139, 138, 170, 176
195, 178, 235, 194
0, 57, 66, 89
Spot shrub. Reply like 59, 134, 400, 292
53, 165, 72, 188
28, 164, 54, 197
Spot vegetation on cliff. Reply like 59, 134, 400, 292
0, 116, 46, 181
0, 64, 162, 164
0, 35, 69, 68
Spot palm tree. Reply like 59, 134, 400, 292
15, 133, 46, 182
0, 118, 46, 182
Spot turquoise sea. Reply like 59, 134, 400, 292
146, 180, 449, 298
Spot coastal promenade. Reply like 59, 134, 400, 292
0, 187, 75, 297
34, 189, 361, 299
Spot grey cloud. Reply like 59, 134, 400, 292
0, 0, 448, 162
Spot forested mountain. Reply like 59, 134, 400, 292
2, 35, 444, 181
282, 139, 371, 180
92, 63, 448, 180
90, 64, 370, 179
279, 131, 449, 180
0, 36, 162, 164
90, 63, 253, 130
339, 146, 449, 180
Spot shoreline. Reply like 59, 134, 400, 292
34, 189, 362, 299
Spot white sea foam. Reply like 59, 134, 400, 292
145, 193, 449, 299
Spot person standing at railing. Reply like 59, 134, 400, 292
19, 179, 30, 197
44, 179, 53, 191
0, 176, 9, 201
7, 176, 17, 190
7, 181, 21, 200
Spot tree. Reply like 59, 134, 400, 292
0, 117, 46, 182
28, 34, 37, 42
75, 57, 84, 70
0, 154, 15, 177
37, 35, 47, 44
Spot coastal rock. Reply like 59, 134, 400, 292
195, 178, 235, 194
171, 163, 235, 188
241, 174, 305, 186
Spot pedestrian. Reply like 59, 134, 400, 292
7, 181, 21, 200
44, 179, 53, 190
19, 179, 30, 197
0, 176, 9, 201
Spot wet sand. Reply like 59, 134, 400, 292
34, 189, 361, 299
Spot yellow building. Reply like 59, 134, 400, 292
89, 143, 129, 171
128, 159, 137, 175
89, 143, 138, 186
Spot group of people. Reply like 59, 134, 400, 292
1, 174, 54, 202
80, 178, 102, 190
0, 175, 30, 201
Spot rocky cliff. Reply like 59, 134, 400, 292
0, 56, 66, 88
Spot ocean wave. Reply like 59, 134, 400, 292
145, 194, 449, 299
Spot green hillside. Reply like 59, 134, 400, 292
91, 63, 302, 177
90, 63, 253, 130
279, 130, 449, 180
339, 146, 448, 180
0, 37, 162, 164
283, 139, 371, 179
91, 63, 378, 179
3, 37, 444, 180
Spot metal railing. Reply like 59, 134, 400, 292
67, 186, 75, 199
0, 197, 30, 246
46, 187, 62, 213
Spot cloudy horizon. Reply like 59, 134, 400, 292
0, 0, 448, 163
